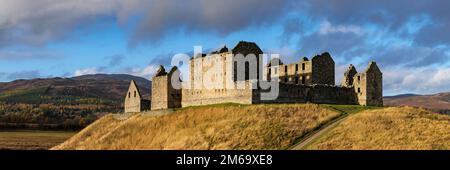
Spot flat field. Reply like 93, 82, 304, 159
0, 130, 76, 150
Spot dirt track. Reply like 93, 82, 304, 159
291, 113, 349, 150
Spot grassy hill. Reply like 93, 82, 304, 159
53, 104, 341, 150
0, 74, 151, 129
304, 107, 450, 150
384, 92, 450, 114
53, 103, 450, 150
0, 74, 151, 104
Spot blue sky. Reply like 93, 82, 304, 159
0, 0, 450, 96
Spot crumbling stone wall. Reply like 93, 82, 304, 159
252, 83, 357, 105
341, 64, 357, 87
265, 52, 335, 87
362, 62, 383, 106
151, 66, 182, 110
311, 52, 335, 85
266, 57, 313, 85
353, 61, 383, 106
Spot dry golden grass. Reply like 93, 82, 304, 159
0, 130, 75, 150
305, 107, 450, 150
53, 104, 340, 150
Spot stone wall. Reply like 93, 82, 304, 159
232, 41, 263, 81
341, 64, 357, 87
252, 83, 357, 105
124, 80, 143, 113
311, 52, 335, 85
353, 61, 383, 106
151, 75, 169, 110
151, 67, 182, 110
182, 81, 253, 107
252, 83, 309, 104
167, 70, 182, 108
364, 62, 383, 106
307, 85, 357, 104
266, 59, 313, 85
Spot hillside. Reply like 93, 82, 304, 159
0, 74, 151, 103
53, 104, 341, 150
304, 107, 450, 150
384, 92, 450, 114
0, 74, 151, 129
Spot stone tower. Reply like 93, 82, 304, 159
353, 61, 383, 106
341, 64, 358, 87
311, 52, 335, 85
124, 80, 150, 113
151, 65, 182, 110
232, 41, 263, 81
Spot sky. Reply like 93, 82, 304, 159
0, 0, 449, 96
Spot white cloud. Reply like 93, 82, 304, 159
427, 68, 450, 88
383, 67, 450, 95
73, 67, 102, 76
319, 20, 363, 36
266, 46, 298, 63
125, 64, 159, 79
73, 64, 159, 79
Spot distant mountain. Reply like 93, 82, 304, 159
0, 74, 152, 129
383, 93, 421, 99
0, 74, 151, 104
384, 92, 450, 114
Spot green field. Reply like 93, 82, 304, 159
0, 130, 76, 150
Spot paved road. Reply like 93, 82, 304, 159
291, 113, 349, 150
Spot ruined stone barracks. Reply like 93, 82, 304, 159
124, 41, 383, 112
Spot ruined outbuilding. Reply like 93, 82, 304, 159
124, 80, 150, 113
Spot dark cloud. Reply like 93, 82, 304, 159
0, 0, 119, 48
290, 12, 450, 69
2, 0, 449, 49
0, 0, 294, 51
415, 23, 450, 46
0, 49, 64, 60
127, 0, 294, 46
299, 30, 366, 59
150, 53, 175, 67
375, 45, 450, 68
5, 70, 41, 80
303, 0, 450, 46
149, 47, 217, 68
303, 0, 423, 27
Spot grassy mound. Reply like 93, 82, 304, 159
53, 104, 340, 150
305, 107, 450, 150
